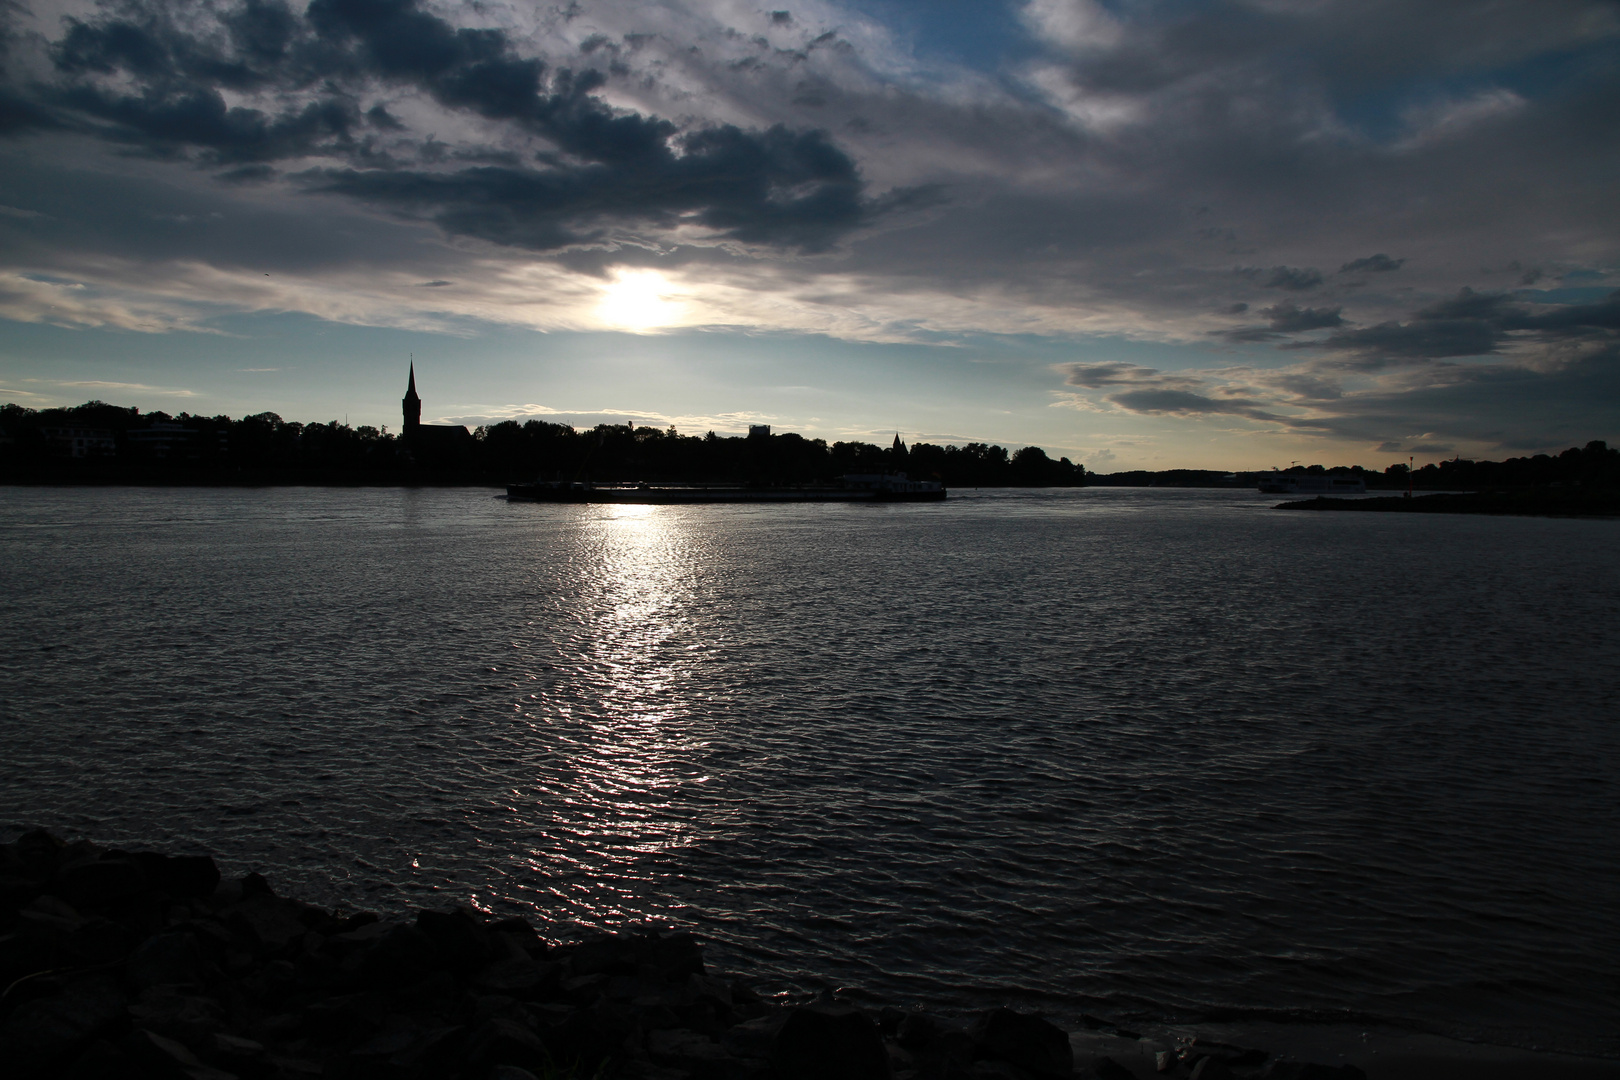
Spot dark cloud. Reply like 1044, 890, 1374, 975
1414, 286, 1513, 321
1505, 290, 1620, 332
308, 119, 868, 252
9, 0, 883, 252
1263, 302, 1344, 332
1315, 319, 1501, 361
216, 164, 277, 184
1237, 265, 1323, 291
1108, 388, 1272, 418
1376, 440, 1454, 454
1302, 289, 1620, 364
1340, 254, 1404, 274
1063, 361, 1177, 388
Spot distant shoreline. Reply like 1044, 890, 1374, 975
1274, 492, 1620, 518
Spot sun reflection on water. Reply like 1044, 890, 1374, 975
510, 505, 715, 929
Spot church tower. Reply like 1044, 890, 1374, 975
403, 362, 421, 435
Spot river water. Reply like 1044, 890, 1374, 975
1, 486, 1616, 1055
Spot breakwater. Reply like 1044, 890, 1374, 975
1, 831, 1370, 1080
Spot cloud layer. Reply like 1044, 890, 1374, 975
0, 0, 1617, 458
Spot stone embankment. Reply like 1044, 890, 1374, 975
0, 831, 1364, 1080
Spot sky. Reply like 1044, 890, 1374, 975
0, 0, 1617, 470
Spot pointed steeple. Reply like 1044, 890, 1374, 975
892, 432, 907, 453
403, 359, 422, 433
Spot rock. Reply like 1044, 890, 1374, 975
722, 1015, 781, 1059
490, 1068, 541, 1080
224, 895, 308, 954
12, 829, 67, 879
53, 855, 149, 911
570, 935, 637, 977
464, 1017, 553, 1076
651, 933, 706, 980
125, 1027, 212, 1073
647, 1027, 733, 1065
211, 1031, 270, 1072
240, 871, 274, 898
127, 985, 227, 1046
1259, 1063, 1367, 1080
772, 1003, 890, 1080
1093, 1058, 1135, 1080
346, 1023, 466, 1074
0, 925, 57, 988
0, 976, 127, 1078
416, 907, 494, 971
475, 955, 560, 996
897, 1011, 942, 1051
132, 851, 222, 898
969, 1009, 1073, 1079
1190, 1038, 1268, 1069
1190, 1055, 1234, 1079
60, 1038, 131, 1079
127, 930, 212, 990
354, 924, 446, 985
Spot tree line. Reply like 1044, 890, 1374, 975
0, 402, 1085, 487
3, 400, 1611, 489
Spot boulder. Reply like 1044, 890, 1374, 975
772, 1003, 890, 1080
12, 829, 67, 880
416, 907, 494, 971
60, 1038, 131, 1080
1190, 1055, 1234, 1079
0, 976, 128, 1078
1190, 1038, 1268, 1069
354, 924, 446, 985
897, 1012, 942, 1051
969, 1009, 1073, 1079
1260, 1063, 1367, 1080
464, 1017, 553, 1076
131, 852, 222, 898
647, 1027, 734, 1066
1093, 1058, 1135, 1080
475, 955, 560, 996
225, 895, 309, 953
722, 1015, 780, 1059
127, 985, 227, 1046
52, 855, 148, 911
127, 930, 212, 991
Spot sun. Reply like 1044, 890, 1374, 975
597, 270, 684, 331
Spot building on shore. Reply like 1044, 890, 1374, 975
401, 363, 474, 466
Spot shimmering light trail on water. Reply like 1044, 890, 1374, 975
1, 487, 1617, 1056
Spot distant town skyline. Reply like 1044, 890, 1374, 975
2, 0, 1617, 470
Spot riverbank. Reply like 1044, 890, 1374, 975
3, 832, 1615, 1080
1274, 490, 1620, 518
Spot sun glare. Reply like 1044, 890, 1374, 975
597, 270, 684, 331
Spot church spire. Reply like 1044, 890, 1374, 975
403, 358, 421, 433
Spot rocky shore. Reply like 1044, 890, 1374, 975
0, 830, 1378, 1079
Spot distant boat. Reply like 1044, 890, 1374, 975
507, 473, 946, 504
1258, 474, 1367, 495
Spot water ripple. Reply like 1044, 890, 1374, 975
1, 486, 1617, 1055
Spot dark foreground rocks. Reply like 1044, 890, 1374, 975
0, 831, 1365, 1080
